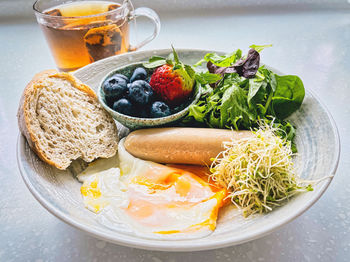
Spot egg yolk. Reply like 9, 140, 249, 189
124, 164, 228, 234
80, 163, 228, 235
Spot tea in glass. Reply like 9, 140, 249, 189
34, 0, 160, 72
37, 1, 129, 71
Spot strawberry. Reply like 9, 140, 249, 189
149, 47, 195, 106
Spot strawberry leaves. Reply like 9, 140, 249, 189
171, 45, 180, 64
143, 56, 167, 68
169, 46, 185, 72
143, 46, 181, 69
143, 46, 222, 86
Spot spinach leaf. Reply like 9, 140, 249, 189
247, 78, 265, 105
272, 75, 305, 119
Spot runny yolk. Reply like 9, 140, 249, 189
125, 164, 228, 234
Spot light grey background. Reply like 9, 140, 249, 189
1, 1, 349, 261
1, 0, 350, 18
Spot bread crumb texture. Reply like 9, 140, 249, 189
21, 72, 118, 169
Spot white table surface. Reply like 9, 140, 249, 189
1, 5, 349, 262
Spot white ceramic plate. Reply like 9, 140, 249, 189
17, 49, 340, 251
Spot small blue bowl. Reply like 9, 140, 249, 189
98, 62, 201, 130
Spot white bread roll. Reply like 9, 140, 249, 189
17, 70, 118, 170
124, 127, 251, 165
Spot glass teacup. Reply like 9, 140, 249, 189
33, 0, 160, 72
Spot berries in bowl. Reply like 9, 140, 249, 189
98, 48, 202, 130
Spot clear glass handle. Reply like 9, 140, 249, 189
129, 7, 161, 51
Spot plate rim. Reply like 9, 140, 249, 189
16, 48, 341, 251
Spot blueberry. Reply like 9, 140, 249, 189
102, 75, 128, 101
114, 73, 129, 83
128, 80, 153, 105
112, 98, 134, 116
123, 83, 131, 98
130, 67, 147, 83
150, 101, 171, 118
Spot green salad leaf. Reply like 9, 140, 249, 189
272, 75, 305, 119
194, 49, 242, 67
249, 44, 273, 53
195, 72, 222, 85
181, 47, 305, 149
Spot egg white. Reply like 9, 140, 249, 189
77, 139, 227, 239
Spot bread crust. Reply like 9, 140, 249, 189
17, 70, 117, 170
18, 70, 61, 168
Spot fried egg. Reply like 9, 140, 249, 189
78, 139, 227, 239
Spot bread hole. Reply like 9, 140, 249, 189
96, 124, 104, 133
71, 109, 79, 118
87, 100, 94, 104
66, 124, 72, 131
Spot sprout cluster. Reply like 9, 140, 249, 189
210, 124, 313, 217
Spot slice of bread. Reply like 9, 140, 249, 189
17, 70, 118, 170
